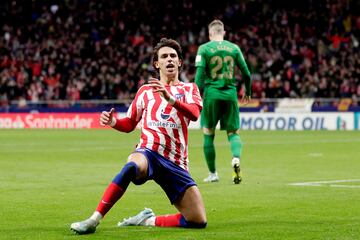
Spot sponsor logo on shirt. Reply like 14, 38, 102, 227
146, 107, 179, 129
147, 121, 179, 129
160, 108, 171, 120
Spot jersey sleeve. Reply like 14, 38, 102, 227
235, 46, 252, 96
194, 66, 205, 91
185, 83, 203, 107
112, 86, 147, 133
172, 83, 203, 121
235, 46, 250, 76
112, 117, 137, 133
126, 85, 146, 123
195, 45, 206, 68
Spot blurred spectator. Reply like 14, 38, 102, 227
0, 0, 359, 107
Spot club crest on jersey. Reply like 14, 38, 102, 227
175, 93, 184, 99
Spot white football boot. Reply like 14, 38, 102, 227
203, 172, 219, 183
117, 208, 155, 227
70, 218, 99, 234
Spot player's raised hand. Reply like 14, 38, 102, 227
148, 77, 171, 101
100, 108, 115, 126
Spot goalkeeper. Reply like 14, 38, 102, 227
195, 19, 252, 184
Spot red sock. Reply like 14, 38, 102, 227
96, 182, 124, 216
155, 213, 182, 227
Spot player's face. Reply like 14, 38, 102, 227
154, 47, 182, 77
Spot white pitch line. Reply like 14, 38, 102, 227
0, 146, 122, 153
289, 179, 360, 188
308, 153, 323, 157
330, 184, 360, 188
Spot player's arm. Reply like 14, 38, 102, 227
194, 46, 206, 91
236, 47, 252, 98
100, 85, 146, 132
148, 78, 202, 121
172, 100, 201, 121
100, 108, 137, 133
195, 66, 205, 91
172, 83, 202, 121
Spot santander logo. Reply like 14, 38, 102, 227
0, 113, 101, 129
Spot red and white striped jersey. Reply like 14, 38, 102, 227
127, 82, 202, 171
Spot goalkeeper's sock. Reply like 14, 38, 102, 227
228, 133, 243, 159
96, 162, 138, 216
203, 134, 216, 173
154, 213, 206, 228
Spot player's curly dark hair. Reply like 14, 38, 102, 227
152, 38, 183, 70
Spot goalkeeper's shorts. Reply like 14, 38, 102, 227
201, 98, 239, 131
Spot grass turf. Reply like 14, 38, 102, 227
0, 129, 359, 240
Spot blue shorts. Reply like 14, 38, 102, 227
133, 148, 196, 204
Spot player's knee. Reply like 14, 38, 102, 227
199, 221, 207, 228
112, 162, 138, 186
227, 129, 239, 136
195, 216, 208, 228
181, 214, 207, 228
123, 161, 138, 175
125, 162, 140, 183
226, 129, 240, 137
185, 219, 207, 228
203, 128, 214, 135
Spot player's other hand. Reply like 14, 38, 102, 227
148, 77, 171, 101
100, 108, 115, 126
241, 95, 251, 106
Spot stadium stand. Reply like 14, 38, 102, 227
0, 0, 359, 110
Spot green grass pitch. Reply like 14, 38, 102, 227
1, 129, 360, 240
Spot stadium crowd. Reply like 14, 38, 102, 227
0, 0, 359, 106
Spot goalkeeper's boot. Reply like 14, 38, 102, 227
117, 208, 155, 227
232, 157, 242, 184
203, 172, 219, 183
70, 218, 99, 235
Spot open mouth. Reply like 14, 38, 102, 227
166, 64, 175, 69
